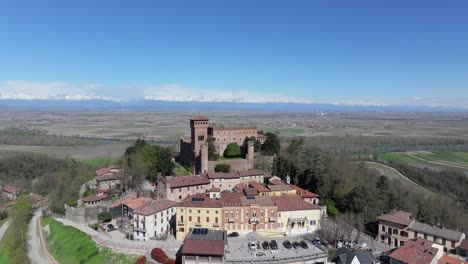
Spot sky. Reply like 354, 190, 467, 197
0, 0, 467, 107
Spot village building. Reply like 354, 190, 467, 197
176, 193, 223, 240
456, 239, 468, 259
181, 228, 227, 264
377, 210, 466, 253
0, 185, 22, 200
132, 199, 178, 241
177, 116, 261, 173
109, 194, 153, 220
388, 238, 443, 264
332, 247, 380, 264
82, 193, 108, 207
94, 165, 122, 191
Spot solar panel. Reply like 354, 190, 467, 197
193, 228, 200, 235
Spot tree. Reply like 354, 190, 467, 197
224, 143, 241, 158
240, 136, 261, 157
97, 212, 112, 222
417, 200, 434, 224
261, 132, 280, 156
215, 164, 231, 173
206, 136, 218, 161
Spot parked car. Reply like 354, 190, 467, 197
228, 232, 239, 237
248, 241, 257, 251
107, 224, 116, 231
283, 240, 292, 249
299, 240, 308, 249
262, 241, 270, 250
270, 240, 278, 250
292, 241, 301, 249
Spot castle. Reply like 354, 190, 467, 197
177, 116, 266, 173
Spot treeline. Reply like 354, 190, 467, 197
0, 127, 95, 146
271, 138, 468, 234
292, 134, 467, 154
0, 153, 95, 213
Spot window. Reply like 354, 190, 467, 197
236, 212, 238, 218
198, 135, 205, 141
206, 211, 209, 214
452, 241, 455, 248
278, 213, 281, 218
179, 195, 182, 200
161, 219, 163, 224
225, 212, 228, 218
189, 210, 192, 213
198, 210, 200, 214
414, 232, 418, 238
171, 189, 173, 193
215, 211, 218, 214
180, 216, 184, 222
261, 212, 264, 217
400, 231, 408, 237
189, 216, 192, 221
197, 216, 200, 223
442, 239, 446, 246
393, 229, 398, 234
381, 226, 385, 232
206, 217, 210, 222
161, 227, 163, 232
310, 220, 316, 225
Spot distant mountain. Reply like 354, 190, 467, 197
0, 98, 467, 112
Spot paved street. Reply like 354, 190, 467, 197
28, 209, 54, 264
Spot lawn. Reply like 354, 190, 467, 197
80, 156, 121, 168
378, 152, 421, 163
41, 217, 140, 264
0, 219, 13, 263
174, 164, 191, 176
417, 150, 468, 164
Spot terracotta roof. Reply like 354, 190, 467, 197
0, 200, 16, 208
1, 185, 21, 194
182, 239, 224, 256
95, 167, 109, 177
289, 184, 320, 198
133, 199, 178, 216
388, 238, 438, 264
234, 182, 248, 190
219, 193, 244, 206
248, 181, 270, 192
168, 175, 210, 188
243, 188, 259, 196
268, 184, 291, 191
438, 255, 465, 264
96, 172, 121, 181
377, 210, 413, 226
238, 170, 264, 177
459, 239, 468, 251
82, 194, 108, 202
269, 178, 284, 185
257, 133, 267, 138
190, 115, 209, 121
208, 187, 221, 192
240, 196, 274, 207
271, 195, 321, 211
409, 221, 464, 241
108, 164, 120, 169
30, 193, 45, 202
204, 172, 239, 180
177, 193, 221, 208
110, 195, 152, 210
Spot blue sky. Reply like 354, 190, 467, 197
0, 0, 467, 107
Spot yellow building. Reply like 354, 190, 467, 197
175, 193, 222, 240
271, 195, 322, 235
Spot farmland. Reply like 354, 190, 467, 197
378, 150, 468, 171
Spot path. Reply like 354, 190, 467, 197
27, 209, 57, 264
0, 219, 12, 241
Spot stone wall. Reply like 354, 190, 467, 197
208, 159, 249, 172
65, 203, 109, 223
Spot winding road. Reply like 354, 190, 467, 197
27, 209, 57, 264
0, 219, 12, 241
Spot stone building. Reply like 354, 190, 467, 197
177, 116, 261, 173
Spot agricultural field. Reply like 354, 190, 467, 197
378, 150, 468, 171
41, 218, 140, 264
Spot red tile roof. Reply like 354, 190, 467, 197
82, 194, 108, 202
220, 193, 244, 206
459, 239, 468, 251
1, 185, 21, 194
182, 239, 224, 256
96, 172, 121, 181
177, 193, 221, 208
168, 175, 210, 188
438, 255, 465, 264
289, 184, 320, 198
95, 167, 109, 177
234, 182, 248, 190
241, 196, 275, 206
243, 188, 259, 196
388, 238, 438, 264
190, 115, 209, 121
238, 170, 264, 177
271, 195, 321, 211
204, 172, 239, 179
208, 187, 221, 192
257, 134, 267, 138
269, 178, 284, 185
248, 181, 270, 193
110, 195, 152, 210
133, 199, 178, 216
377, 210, 413, 226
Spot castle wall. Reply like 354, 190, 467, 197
209, 126, 257, 154
208, 159, 250, 172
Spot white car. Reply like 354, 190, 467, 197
249, 241, 257, 251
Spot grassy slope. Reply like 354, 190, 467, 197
0, 220, 12, 263
41, 218, 139, 264
80, 156, 121, 168
378, 151, 468, 170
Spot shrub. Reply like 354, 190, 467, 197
90, 222, 99, 230
215, 164, 231, 173
223, 143, 241, 158
151, 248, 175, 264
135, 256, 146, 264
97, 212, 112, 222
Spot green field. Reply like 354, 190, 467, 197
41, 218, 140, 264
0, 220, 12, 263
174, 164, 192, 176
378, 150, 468, 170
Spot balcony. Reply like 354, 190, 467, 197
288, 217, 307, 223
133, 226, 147, 233
249, 217, 259, 224
213, 223, 220, 227
269, 217, 276, 222
195, 222, 202, 227
178, 221, 185, 226
228, 217, 235, 223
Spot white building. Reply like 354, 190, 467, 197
133, 199, 178, 241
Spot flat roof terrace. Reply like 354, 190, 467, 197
225, 236, 327, 264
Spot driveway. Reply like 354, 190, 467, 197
28, 209, 56, 264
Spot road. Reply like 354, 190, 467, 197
27, 209, 55, 264
0, 219, 12, 241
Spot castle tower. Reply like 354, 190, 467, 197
200, 142, 209, 174
246, 140, 255, 169
190, 116, 209, 156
